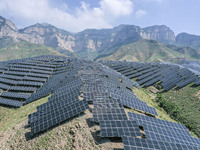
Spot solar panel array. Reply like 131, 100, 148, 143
0, 56, 199, 148
127, 112, 200, 149
100, 60, 200, 91
122, 136, 199, 150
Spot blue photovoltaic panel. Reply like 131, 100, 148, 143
92, 108, 128, 122
30, 99, 89, 136
9, 86, 37, 93
0, 83, 10, 90
145, 131, 200, 148
100, 120, 142, 137
1, 92, 30, 99
128, 112, 188, 131
121, 98, 158, 116
122, 136, 199, 150
0, 97, 23, 107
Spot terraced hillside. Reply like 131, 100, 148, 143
0, 56, 200, 149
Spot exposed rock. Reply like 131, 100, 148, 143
142, 25, 176, 43
2, 15, 197, 60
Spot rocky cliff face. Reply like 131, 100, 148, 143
176, 33, 200, 50
0, 16, 179, 56
142, 25, 176, 43
0, 17, 75, 52
0, 16, 19, 40
74, 25, 142, 53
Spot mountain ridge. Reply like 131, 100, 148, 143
0, 15, 200, 61
98, 39, 200, 62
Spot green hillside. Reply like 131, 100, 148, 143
156, 85, 200, 137
0, 41, 63, 61
99, 39, 199, 62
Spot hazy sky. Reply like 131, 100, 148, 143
0, 0, 199, 35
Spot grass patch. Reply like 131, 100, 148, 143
133, 87, 199, 138
0, 41, 62, 61
0, 96, 49, 131
158, 85, 200, 137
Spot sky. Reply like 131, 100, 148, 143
0, 0, 199, 35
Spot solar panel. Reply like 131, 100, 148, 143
0, 74, 24, 80
1, 92, 30, 100
23, 76, 47, 82
142, 124, 198, 144
194, 79, 200, 86
92, 108, 128, 122
120, 97, 158, 116
145, 131, 200, 148
17, 81, 43, 87
27, 72, 50, 78
9, 86, 37, 93
137, 75, 159, 85
37, 96, 79, 112
30, 99, 89, 136
93, 98, 123, 108
9, 67, 31, 72
137, 71, 156, 80
176, 75, 198, 88
144, 76, 161, 87
0, 97, 23, 107
122, 136, 199, 150
0, 77, 18, 85
4, 71, 27, 76
0, 83, 10, 90
119, 68, 133, 74
123, 70, 138, 76
99, 120, 142, 137
128, 112, 187, 131
31, 69, 52, 74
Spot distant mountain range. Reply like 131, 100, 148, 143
99, 39, 200, 62
0, 15, 200, 61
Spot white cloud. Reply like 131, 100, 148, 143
136, 10, 147, 18
0, 0, 134, 32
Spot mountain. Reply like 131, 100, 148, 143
0, 41, 62, 61
98, 39, 199, 62
142, 25, 176, 43
166, 44, 200, 59
0, 16, 177, 59
0, 15, 200, 61
176, 33, 200, 50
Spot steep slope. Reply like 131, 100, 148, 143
166, 44, 200, 59
19, 23, 75, 53
176, 33, 200, 50
0, 16, 178, 60
0, 41, 63, 61
99, 39, 195, 62
157, 85, 200, 137
142, 25, 176, 43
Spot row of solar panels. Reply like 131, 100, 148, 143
1, 56, 199, 149
100, 60, 200, 91
81, 61, 200, 149
0, 55, 77, 107
28, 62, 89, 136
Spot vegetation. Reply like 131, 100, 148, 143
133, 87, 199, 137
0, 96, 49, 131
0, 41, 62, 61
99, 39, 199, 62
156, 85, 200, 137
